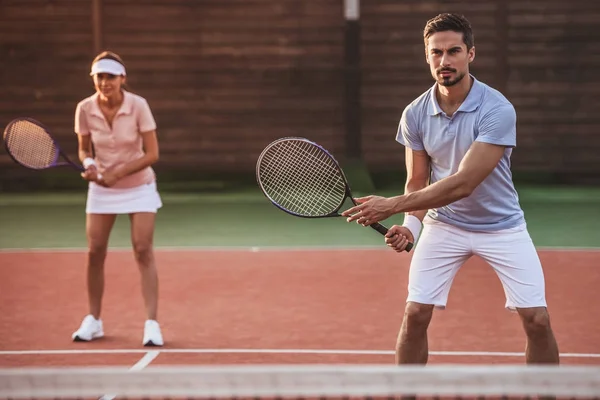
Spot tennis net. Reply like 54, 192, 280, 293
1, 364, 600, 400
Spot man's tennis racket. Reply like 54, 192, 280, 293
256, 137, 413, 252
3, 117, 101, 178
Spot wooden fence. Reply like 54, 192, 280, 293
1, 0, 598, 188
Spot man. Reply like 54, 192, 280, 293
341, 13, 559, 367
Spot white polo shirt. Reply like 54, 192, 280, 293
396, 76, 525, 232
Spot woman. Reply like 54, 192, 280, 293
71, 51, 163, 346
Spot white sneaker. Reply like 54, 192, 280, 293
72, 315, 104, 342
143, 320, 164, 346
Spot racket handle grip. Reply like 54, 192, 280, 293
371, 222, 389, 236
371, 222, 414, 253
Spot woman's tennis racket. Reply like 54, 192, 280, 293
256, 137, 413, 252
3, 117, 100, 178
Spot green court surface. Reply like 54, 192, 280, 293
0, 185, 599, 250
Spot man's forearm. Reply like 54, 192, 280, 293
404, 181, 429, 222
392, 174, 471, 214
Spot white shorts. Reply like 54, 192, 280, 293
86, 181, 163, 214
407, 217, 547, 311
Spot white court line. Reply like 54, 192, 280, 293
130, 350, 161, 370
0, 246, 385, 253
1, 245, 599, 254
0, 348, 598, 358
99, 350, 160, 400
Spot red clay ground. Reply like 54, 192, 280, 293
0, 250, 598, 368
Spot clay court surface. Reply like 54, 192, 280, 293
1, 247, 598, 370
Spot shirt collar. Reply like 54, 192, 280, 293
90, 90, 133, 118
428, 74, 483, 116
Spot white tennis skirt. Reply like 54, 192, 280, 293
86, 181, 163, 214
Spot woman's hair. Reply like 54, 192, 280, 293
92, 50, 126, 68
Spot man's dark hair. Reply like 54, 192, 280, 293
423, 13, 474, 50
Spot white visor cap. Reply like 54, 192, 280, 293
90, 59, 126, 76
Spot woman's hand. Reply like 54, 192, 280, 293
81, 165, 100, 182
97, 165, 125, 187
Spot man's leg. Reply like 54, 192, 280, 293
517, 307, 560, 364
397, 218, 471, 365
473, 224, 560, 365
396, 302, 434, 364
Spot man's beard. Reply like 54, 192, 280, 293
435, 68, 466, 87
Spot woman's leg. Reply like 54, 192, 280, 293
130, 212, 159, 319
130, 212, 163, 346
86, 213, 117, 318
72, 213, 116, 341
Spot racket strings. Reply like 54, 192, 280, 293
296, 143, 346, 209
265, 142, 341, 213
4, 120, 58, 169
262, 153, 342, 216
258, 140, 347, 217
262, 142, 343, 214
277, 149, 341, 214
260, 147, 319, 213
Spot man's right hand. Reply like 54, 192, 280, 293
385, 225, 415, 253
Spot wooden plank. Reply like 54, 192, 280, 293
2, 0, 600, 180
93, 0, 345, 174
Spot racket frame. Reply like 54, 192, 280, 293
3, 117, 85, 172
256, 137, 414, 251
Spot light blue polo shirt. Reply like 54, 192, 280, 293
396, 76, 525, 232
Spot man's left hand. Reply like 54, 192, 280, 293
341, 195, 395, 226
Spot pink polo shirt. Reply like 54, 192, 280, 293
75, 90, 157, 189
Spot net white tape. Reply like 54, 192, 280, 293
1, 364, 600, 399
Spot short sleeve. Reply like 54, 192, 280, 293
395, 106, 424, 151
74, 102, 90, 135
476, 104, 517, 147
137, 98, 157, 133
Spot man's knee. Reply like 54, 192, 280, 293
519, 307, 552, 339
402, 302, 434, 336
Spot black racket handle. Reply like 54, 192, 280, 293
370, 222, 414, 252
